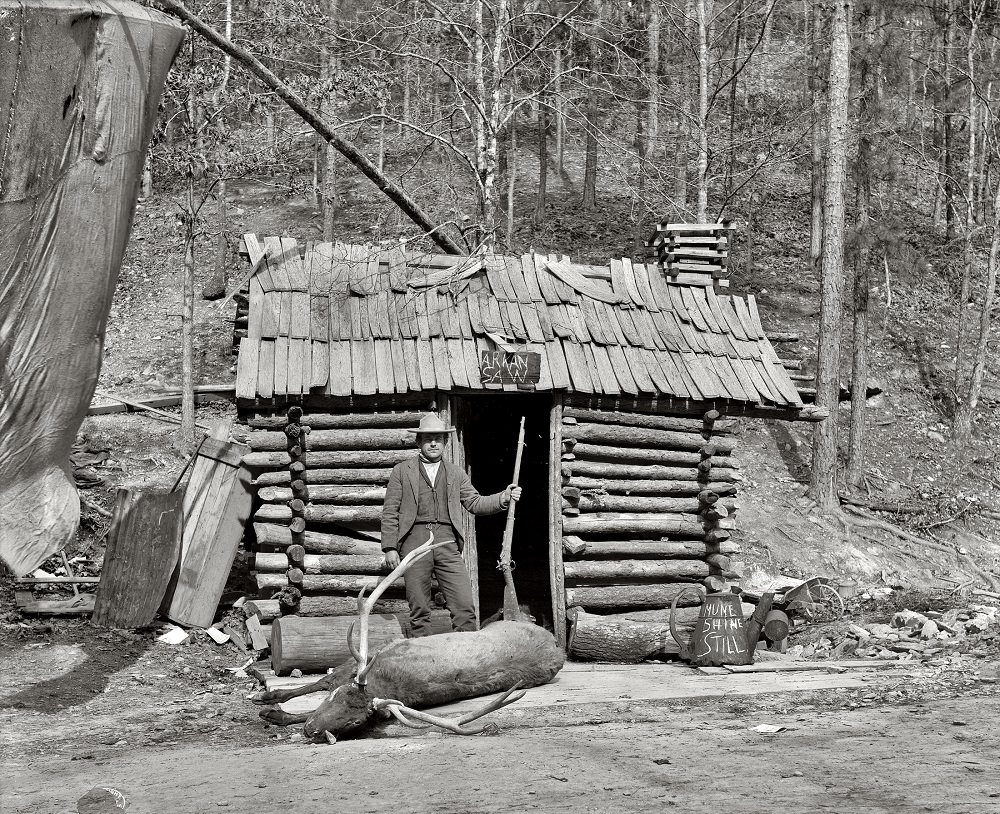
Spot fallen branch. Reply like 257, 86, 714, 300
153, 0, 464, 256
92, 389, 210, 431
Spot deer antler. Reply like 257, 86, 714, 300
354, 535, 446, 687
370, 681, 526, 735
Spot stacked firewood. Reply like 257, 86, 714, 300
560, 406, 742, 661
242, 409, 429, 618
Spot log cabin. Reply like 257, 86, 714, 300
230, 231, 825, 660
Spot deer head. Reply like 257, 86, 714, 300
302, 534, 527, 744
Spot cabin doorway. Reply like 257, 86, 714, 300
454, 394, 553, 631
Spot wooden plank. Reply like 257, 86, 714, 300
731, 294, 757, 338
280, 237, 309, 291
327, 341, 353, 396
520, 254, 545, 302
641, 348, 672, 393
423, 289, 442, 337
164, 437, 252, 628
718, 296, 750, 340
351, 340, 378, 395
680, 285, 709, 333
612, 303, 643, 346
447, 338, 470, 388
482, 292, 506, 335
597, 302, 628, 346
549, 396, 566, 648
546, 260, 621, 305
236, 338, 260, 400
347, 244, 378, 296
504, 255, 532, 303
690, 287, 720, 332
562, 340, 594, 393
272, 336, 289, 395
243, 234, 273, 291
310, 295, 330, 342
290, 292, 310, 339
94, 488, 183, 628
309, 242, 334, 294
612, 257, 644, 307
257, 340, 275, 398
501, 300, 528, 341
519, 302, 545, 342
263, 236, 290, 291
463, 339, 483, 388
580, 298, 609, 344
466, 291, 485, 334
684, 352, 719, 399
749, 358, 782, 404
589, 343, 620, 395
389, 338, 409, 393
416, 339, 437, 389
402, 339, 424, 391
746, 294, 765, 339
484, 255, 513, 301
631, 307, 662, 350
373, 339, 395, 394
545, 340, 572, 390
248, 277, 265, 340
655, 352, 690, 398
260, 292, 280, 339
398, 290, 420, 339
370, 291, 393, 339
534, 254, 561, 305
311, 340, 329, 390
475, 336, 503, 390
357, 296, 372, 340
286, 337, 305, 396
456, 296, 475, 339
605, 343, 638, 395
622, 346, 656, 393
430, 336, 453, 389
627, 257, 659, 311
388, 243, 408, 292
715, 355, 751, 401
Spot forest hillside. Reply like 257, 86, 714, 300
94, 0, 1000, 593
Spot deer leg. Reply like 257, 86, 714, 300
371, 682, 526, 736
258, 708, 311, 726
250, 672, 341, 705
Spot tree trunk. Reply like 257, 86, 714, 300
694, 0, 711, 220
582, 1, 601, 209
507, 104, 516, 245
809, 1, 825, 276
953, 151, 1000, 445
809, 0, 851, 509
554, 43, 565, 177
319, 0, 340, 241
535, 91, 548, 225
846, 6, 877, 488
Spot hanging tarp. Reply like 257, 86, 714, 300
0, 1, 184, 576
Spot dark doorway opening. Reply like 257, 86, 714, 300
457, 394, 552, 631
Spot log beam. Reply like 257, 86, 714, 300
248, 412, 425, 430
565, 583, 705, 610
254, 573, 404, 592
571, 443, 736, 468
563, 408, 734, 434
566, 423, 736, 453
564, 559, 711, 582
255, 552, 387, 575
568, 477, 737, 496
257, 486, 387, 504
562, 537, 739, 558
253, 523, 381, 555
253, 467, 394, 487
566, 460, 738, 482
562, 513, 707, 537
242, 449, 411, 469
248, 428, 414, 452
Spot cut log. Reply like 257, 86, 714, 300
705, 553, 732, 570
568, 460, 739, 482
572, 443, 736, 468
567, 423, 736, 453
254, 573, 404, 593
253, 467, 395, 486
271, 614, 406, 675
247, 428, 414, 452
243, 599, 281, 622
564, 559, 711, 582
254, 504, 382, 527
569, 478, 737, 496
255, 552, 387, 575
563, 408, 734, 434
568, 608, 677, 662
242, 449, 411, 469
253, 523, 381, 555
244, 614, 270, 651
562, 537, 739, 558
257, 486, 387, 504
565, 583, 705, 610
562, 513, 707, 537
247, 411, 425, 430
576, 494, 734, 514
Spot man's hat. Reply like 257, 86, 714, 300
410, 413, 456, 435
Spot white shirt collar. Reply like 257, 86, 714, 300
421, 459, 442, 484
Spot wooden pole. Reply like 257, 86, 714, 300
501, 416, 526, 620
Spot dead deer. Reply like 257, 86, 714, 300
253, 537, 564, 743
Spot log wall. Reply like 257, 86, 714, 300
560, 406, 743, 659
242, 406, 432, 622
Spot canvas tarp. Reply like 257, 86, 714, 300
0, 1, 184, 576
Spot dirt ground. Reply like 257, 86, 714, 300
3, 659, 1000, 813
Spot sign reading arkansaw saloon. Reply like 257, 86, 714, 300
479, 351, 542, 385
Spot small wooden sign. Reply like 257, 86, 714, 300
480, 350, 541, 386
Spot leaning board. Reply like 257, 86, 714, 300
163, 437, 252, 628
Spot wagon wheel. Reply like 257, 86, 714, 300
787, 583, 846, 624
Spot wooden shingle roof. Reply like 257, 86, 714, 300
234, 235, 803, 412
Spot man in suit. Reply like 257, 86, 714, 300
381, 413, 521, 636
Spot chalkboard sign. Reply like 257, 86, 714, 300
480, 350, 541, 385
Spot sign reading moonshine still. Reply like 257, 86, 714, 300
480, 351, 542, 386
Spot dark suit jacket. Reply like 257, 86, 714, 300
380, 457, 507, 553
